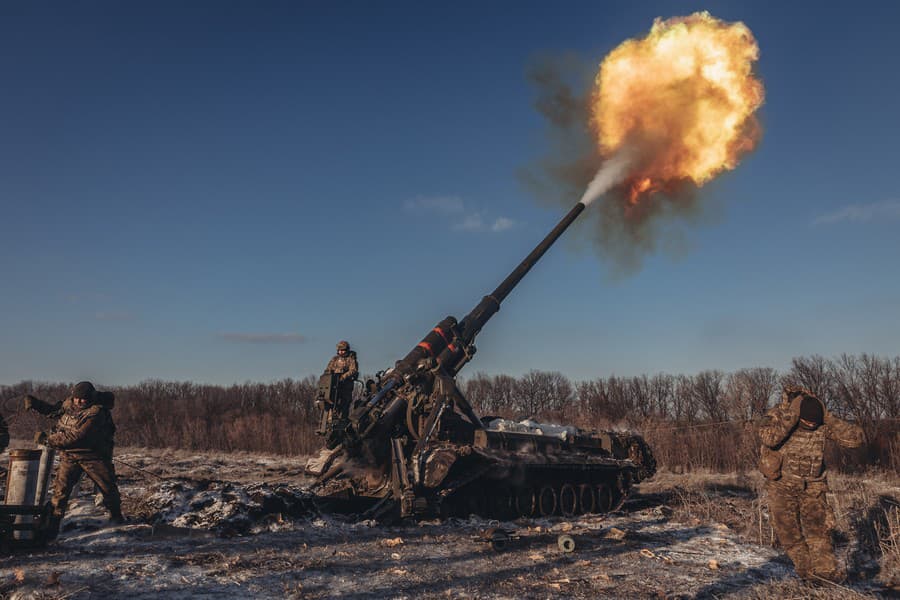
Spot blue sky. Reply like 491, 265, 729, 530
1, 1, 898, 386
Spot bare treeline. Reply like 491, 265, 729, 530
2, 378, 321, 456
1, 353, 897, 472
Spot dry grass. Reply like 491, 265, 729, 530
877, 504, 900, 588
638, 469, 900, 591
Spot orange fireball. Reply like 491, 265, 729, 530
592, 12, 764, 203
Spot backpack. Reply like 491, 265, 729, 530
96, 391, 115, 410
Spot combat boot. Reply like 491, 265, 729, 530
782, 542, 812, 580
108, 508, 126, 525
42, 514, 62, 541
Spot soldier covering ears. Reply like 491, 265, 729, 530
758, 386, 864, 582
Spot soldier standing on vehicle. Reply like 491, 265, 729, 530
323, 340, 358, 419
26, 381, 123, 538
758, 386, 864, 582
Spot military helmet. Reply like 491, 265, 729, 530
336, 340, 350, 351
72, 381, 96, 402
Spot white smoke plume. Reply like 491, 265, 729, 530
579, 148, 635, 206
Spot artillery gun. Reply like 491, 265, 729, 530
307, 201, 656, 520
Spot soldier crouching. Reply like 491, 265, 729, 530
26, 381, 124, 538
758, 386, 865, 582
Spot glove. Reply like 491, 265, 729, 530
33, 431, 49, 446
24, 394, 38, 411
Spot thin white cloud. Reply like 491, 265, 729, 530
219, 333, 308, 344
491, 217, 515, 232
453, 213, 486, 232
407, 196, 517, 234
452, 213, 518, 233
812, 200, 900, 226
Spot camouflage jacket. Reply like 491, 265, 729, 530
46, 399, 116, 460
758, 395, 864, 482
325, 351, 358, 382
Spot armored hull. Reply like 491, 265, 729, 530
311, 419, 655, 520
431, 424, 656, 518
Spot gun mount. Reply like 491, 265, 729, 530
307, 201, 656, 520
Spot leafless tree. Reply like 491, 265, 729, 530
491, 374, 519, 417
514, 370, 573, 418
783, 354, 834, 400
627, 375, 653, 423
461, 372, 494, 415
462, 373, 519, 417
726, 367, 779, 419
670, 374, 698, 424
692, 370, 726, 421
648, 373, 674, 419
575, 379, 609, 423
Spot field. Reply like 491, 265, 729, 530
2, 445, 897, 599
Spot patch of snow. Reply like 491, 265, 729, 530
486, 418, 577, 441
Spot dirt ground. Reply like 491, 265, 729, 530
1, 446, 897, 599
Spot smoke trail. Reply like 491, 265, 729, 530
579, 148, 634, 206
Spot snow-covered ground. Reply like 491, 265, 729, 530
1, 446, 893, 599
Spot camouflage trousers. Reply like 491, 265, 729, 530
50, 454, 122, 520
766, 476, 839, 581
335, 382, 354, 419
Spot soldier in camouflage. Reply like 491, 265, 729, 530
758, 386, 864, 582
323, 340, 359, 418
27, 381, 123, 538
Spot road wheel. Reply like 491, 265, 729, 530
514, 487, 535, 517
578, 484, 596, 514
596, 484, 613, 513
559, 483, 577, 517
538, 485, 557, 517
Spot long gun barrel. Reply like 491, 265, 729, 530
348, 200, 588, 445
390, 201, 587, 381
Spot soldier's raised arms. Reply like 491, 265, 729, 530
824, 411, 865, 449
24, 393, 66, 418
758, 394, 800, 448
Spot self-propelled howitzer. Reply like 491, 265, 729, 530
308, 201, 656, 520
